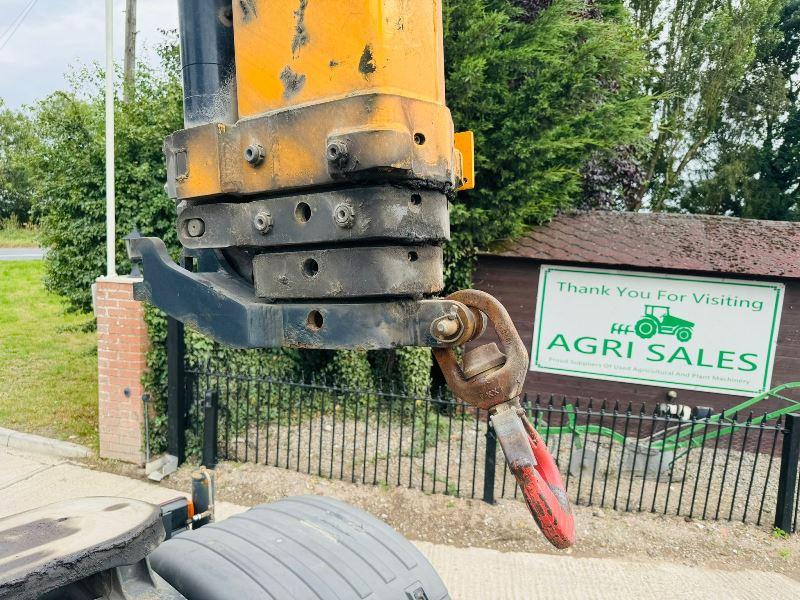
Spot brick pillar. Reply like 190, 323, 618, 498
93, 276, 148, 464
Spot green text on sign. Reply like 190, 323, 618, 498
531, 266, 784, 397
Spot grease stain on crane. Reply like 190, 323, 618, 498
292, 0, 310, 55
359, 44, 377, 78
238, 0, 257, 22
280, 66, 307, 99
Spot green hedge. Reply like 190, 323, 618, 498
142, 306, 303, 453
31, 43, 183, 313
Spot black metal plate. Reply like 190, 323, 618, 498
252, 245, 444, 300
128, 236, 460, 349
178, 187, 449, 250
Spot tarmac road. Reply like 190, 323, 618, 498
1, 445, 798, 599
0, 248, 45, 261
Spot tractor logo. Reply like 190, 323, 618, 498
634, 305, 695, 342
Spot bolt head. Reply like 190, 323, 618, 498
326, 140, 350, 169
253, 211, 273, 234
333, 203, 355, 228
186, 218, 205, 238
327, 141, 347, 159
244, 143, 265, 166
431, 314, 462, 341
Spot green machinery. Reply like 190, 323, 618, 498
535, 382, 800, 462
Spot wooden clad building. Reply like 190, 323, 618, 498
472, 211, 800, 415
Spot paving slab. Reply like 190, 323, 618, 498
415, 542, 800, 600
0, 448, 246, 522
0, 448, 62, 490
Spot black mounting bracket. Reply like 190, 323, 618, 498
126, 234, 463, 350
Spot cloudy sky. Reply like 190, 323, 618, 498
0, 0, 179, 109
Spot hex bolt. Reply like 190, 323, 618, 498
253, 210, 273, 234
333, 203, 355, 228
244, 143, 265, 166
186, 218, 206, 238
326, 140, 350, 169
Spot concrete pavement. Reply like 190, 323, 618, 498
1, 446, 797, 599
0, 426, 91, 458
0, 447, 246, 523
419, 542, 799, 599
0, 248, 45, 261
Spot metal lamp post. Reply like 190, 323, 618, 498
105, 0, 116, 277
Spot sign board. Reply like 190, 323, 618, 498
531, 266, 784, 397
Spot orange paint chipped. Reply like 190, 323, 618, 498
173, 0, 475, 200
232, 0, 446, 117
455, 131, 475, 191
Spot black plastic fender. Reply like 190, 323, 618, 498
150, 495, 449, 600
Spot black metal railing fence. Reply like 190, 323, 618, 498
181, 363, 800, 532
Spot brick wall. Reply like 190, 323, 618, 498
93, 276, 148, 464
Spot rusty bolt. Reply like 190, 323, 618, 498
253, 211, 273, 234
186, 218, 205, 238
436, 318, 459, 337
333, 203, 355, 228
431, 310, 463, 343
244, 143, 265, 166
326, 140, 350, 169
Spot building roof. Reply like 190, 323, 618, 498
489, 211, 800, 279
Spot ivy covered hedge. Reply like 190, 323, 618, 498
142, 306, 303, 452
142, 306, 434, 453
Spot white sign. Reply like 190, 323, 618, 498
531, 265, 784, 396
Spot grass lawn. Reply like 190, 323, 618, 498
0, 261, 98, 448
0, 225, 39, 248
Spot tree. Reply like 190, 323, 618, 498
628, 0, 790, 211
0, 101, 37, 222
680, 0, 799, 219
32, 40, 183, 313
581, 145, 646, 211
443, 0, 653, 288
